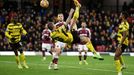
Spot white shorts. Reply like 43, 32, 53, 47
55, 41, 66, 49
42, 43, 52, 51
78, 44, 88, 52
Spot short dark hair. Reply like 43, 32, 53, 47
47, 22, 54, 30
122, 11, 128, 19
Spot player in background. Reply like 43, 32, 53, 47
42, 24, 52, 61
77, 21, 91, 65
114, 12, 129, 75
5, 16, 29, 69
55, 13, 67, 52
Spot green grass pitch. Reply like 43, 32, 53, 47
0, 55, 134, 75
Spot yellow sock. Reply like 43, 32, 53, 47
20, 53, 26, 64
15, 56, 20, 65
73, 7, 80, 20
120, 55, 125, 65
115, 60, 122, 72
86, 42, 97, 54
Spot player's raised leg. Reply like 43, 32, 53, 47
80, 37, 104, 60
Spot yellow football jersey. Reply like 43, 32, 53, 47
50, 25, 73, 44
117, 21, 129, 46
5, 23, 27, 43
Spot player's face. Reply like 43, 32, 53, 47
47, 22, 55, 30
57, 14, 64, 22
81, 22, 86, 28
12, 16, 18, 24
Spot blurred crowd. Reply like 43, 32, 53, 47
0, 1, 134, 52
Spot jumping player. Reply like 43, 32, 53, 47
48, 0, 104, 61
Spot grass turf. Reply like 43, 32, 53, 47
0, 55, 134, 75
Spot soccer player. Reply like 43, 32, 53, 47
114, 12, 129, 75
48, 0, 104, 60
48, 13, 67, 70
42, 24, 52, 61
77, 21, 91, 65
5, 16, 29, 69
55, 13, 67, 52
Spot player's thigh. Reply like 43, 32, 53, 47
80, 36, 90, 44
54, 46, 61, 55
42, 43, 46, 50
42, 43, 51, 51
78, 44, 83, 52
46, 44, 52, 51
55, 41, 64, 49
10, 42, 21, 50
83, 45, 88, 52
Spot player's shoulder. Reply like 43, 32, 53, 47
17, 22, 22, 25
43, 29, 51, 32
119, 21, 129, 29
55, 21, 65, 26
85, 28, 90, 30
77, 28, 82, 31
8, 23, 14, 26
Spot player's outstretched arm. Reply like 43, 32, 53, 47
5, 25, 12, 39
65, 8, 75, 26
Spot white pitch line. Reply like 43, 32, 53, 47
63, 65, 134, 75
0, 61, 134, 75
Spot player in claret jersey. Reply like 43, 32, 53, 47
42, 24, 53, 61
77, 21, 91, 65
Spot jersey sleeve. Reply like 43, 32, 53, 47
5, 24, 12, 39
20, 24, 27, 35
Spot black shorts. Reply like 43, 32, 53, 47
121, 44, 128, 52
10, 42, 22, 51
71, 30, 80, 44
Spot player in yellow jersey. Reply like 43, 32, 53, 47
48, 0, 104, 61
114, 12, 129, 75
5, 16, 29, 69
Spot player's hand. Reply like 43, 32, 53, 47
21, 34, 28, 41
